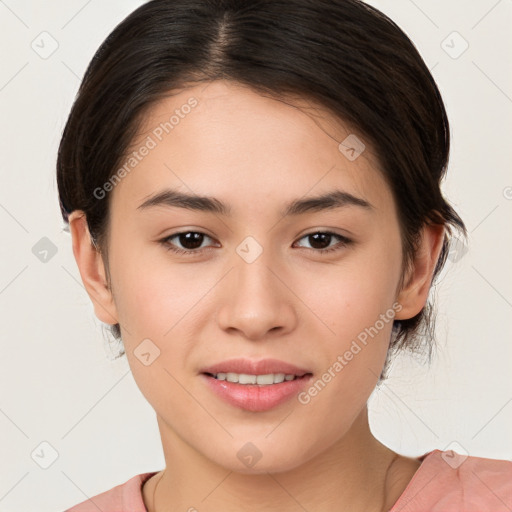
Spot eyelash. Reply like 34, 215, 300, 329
160, 230, 353, 256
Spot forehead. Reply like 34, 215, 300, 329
110, 80, 393, 217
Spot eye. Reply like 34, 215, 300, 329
293, 231, 353, 254
161, 231, 218, 255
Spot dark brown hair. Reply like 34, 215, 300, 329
56, 0, 467, 377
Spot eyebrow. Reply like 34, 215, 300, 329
137, 188, 374, 217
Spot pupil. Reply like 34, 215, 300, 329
309, 233, 331, 249
180, 232, 203, 249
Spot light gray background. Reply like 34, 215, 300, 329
0, 1, 511, 511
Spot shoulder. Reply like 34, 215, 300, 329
390, 449, 512, 512
63, 472, 158, 512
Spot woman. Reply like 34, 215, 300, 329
57, 0, 511, 510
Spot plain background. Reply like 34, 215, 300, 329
0, 0, 511, 510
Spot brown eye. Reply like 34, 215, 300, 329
172, 232, 205, 250
294, 231, 352, 254
161, 231, 216, 255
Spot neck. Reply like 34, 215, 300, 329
144, 408, 411, 512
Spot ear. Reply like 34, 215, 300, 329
395, 223, 445, 321
68, 210, 119, 325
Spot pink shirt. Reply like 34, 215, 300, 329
64, 449, 512, 511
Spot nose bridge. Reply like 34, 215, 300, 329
237, 248, 275, 293
234, 239, 282, 308
233, 234, 279, 290
216, 238, 296, 338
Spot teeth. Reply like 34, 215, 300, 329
213, 372, 298, 385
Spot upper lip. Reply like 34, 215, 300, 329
200, 358, 312, 377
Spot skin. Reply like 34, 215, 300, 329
69, 80, 444, 512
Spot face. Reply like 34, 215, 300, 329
89, 80, 411, 473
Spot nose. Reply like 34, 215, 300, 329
215, 248, 298, 341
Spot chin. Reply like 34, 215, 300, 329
207, 442, 314, 476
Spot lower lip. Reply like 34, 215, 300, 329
200, 373, 313, 412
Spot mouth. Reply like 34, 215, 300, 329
199, 357, 312, 378
202, 371, 312, 385
199, 358, 314, 411
200, 362, 314, 412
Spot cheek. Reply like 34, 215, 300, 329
113, 262, 201, 409
109, 240, 199, 335
297, 280, 395, 429
292, 241, 401, 408
302, 250, 400, 343
110, 253, 214, 392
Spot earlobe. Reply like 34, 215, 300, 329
68, 210, 119, 325
395, 223, 445, 321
